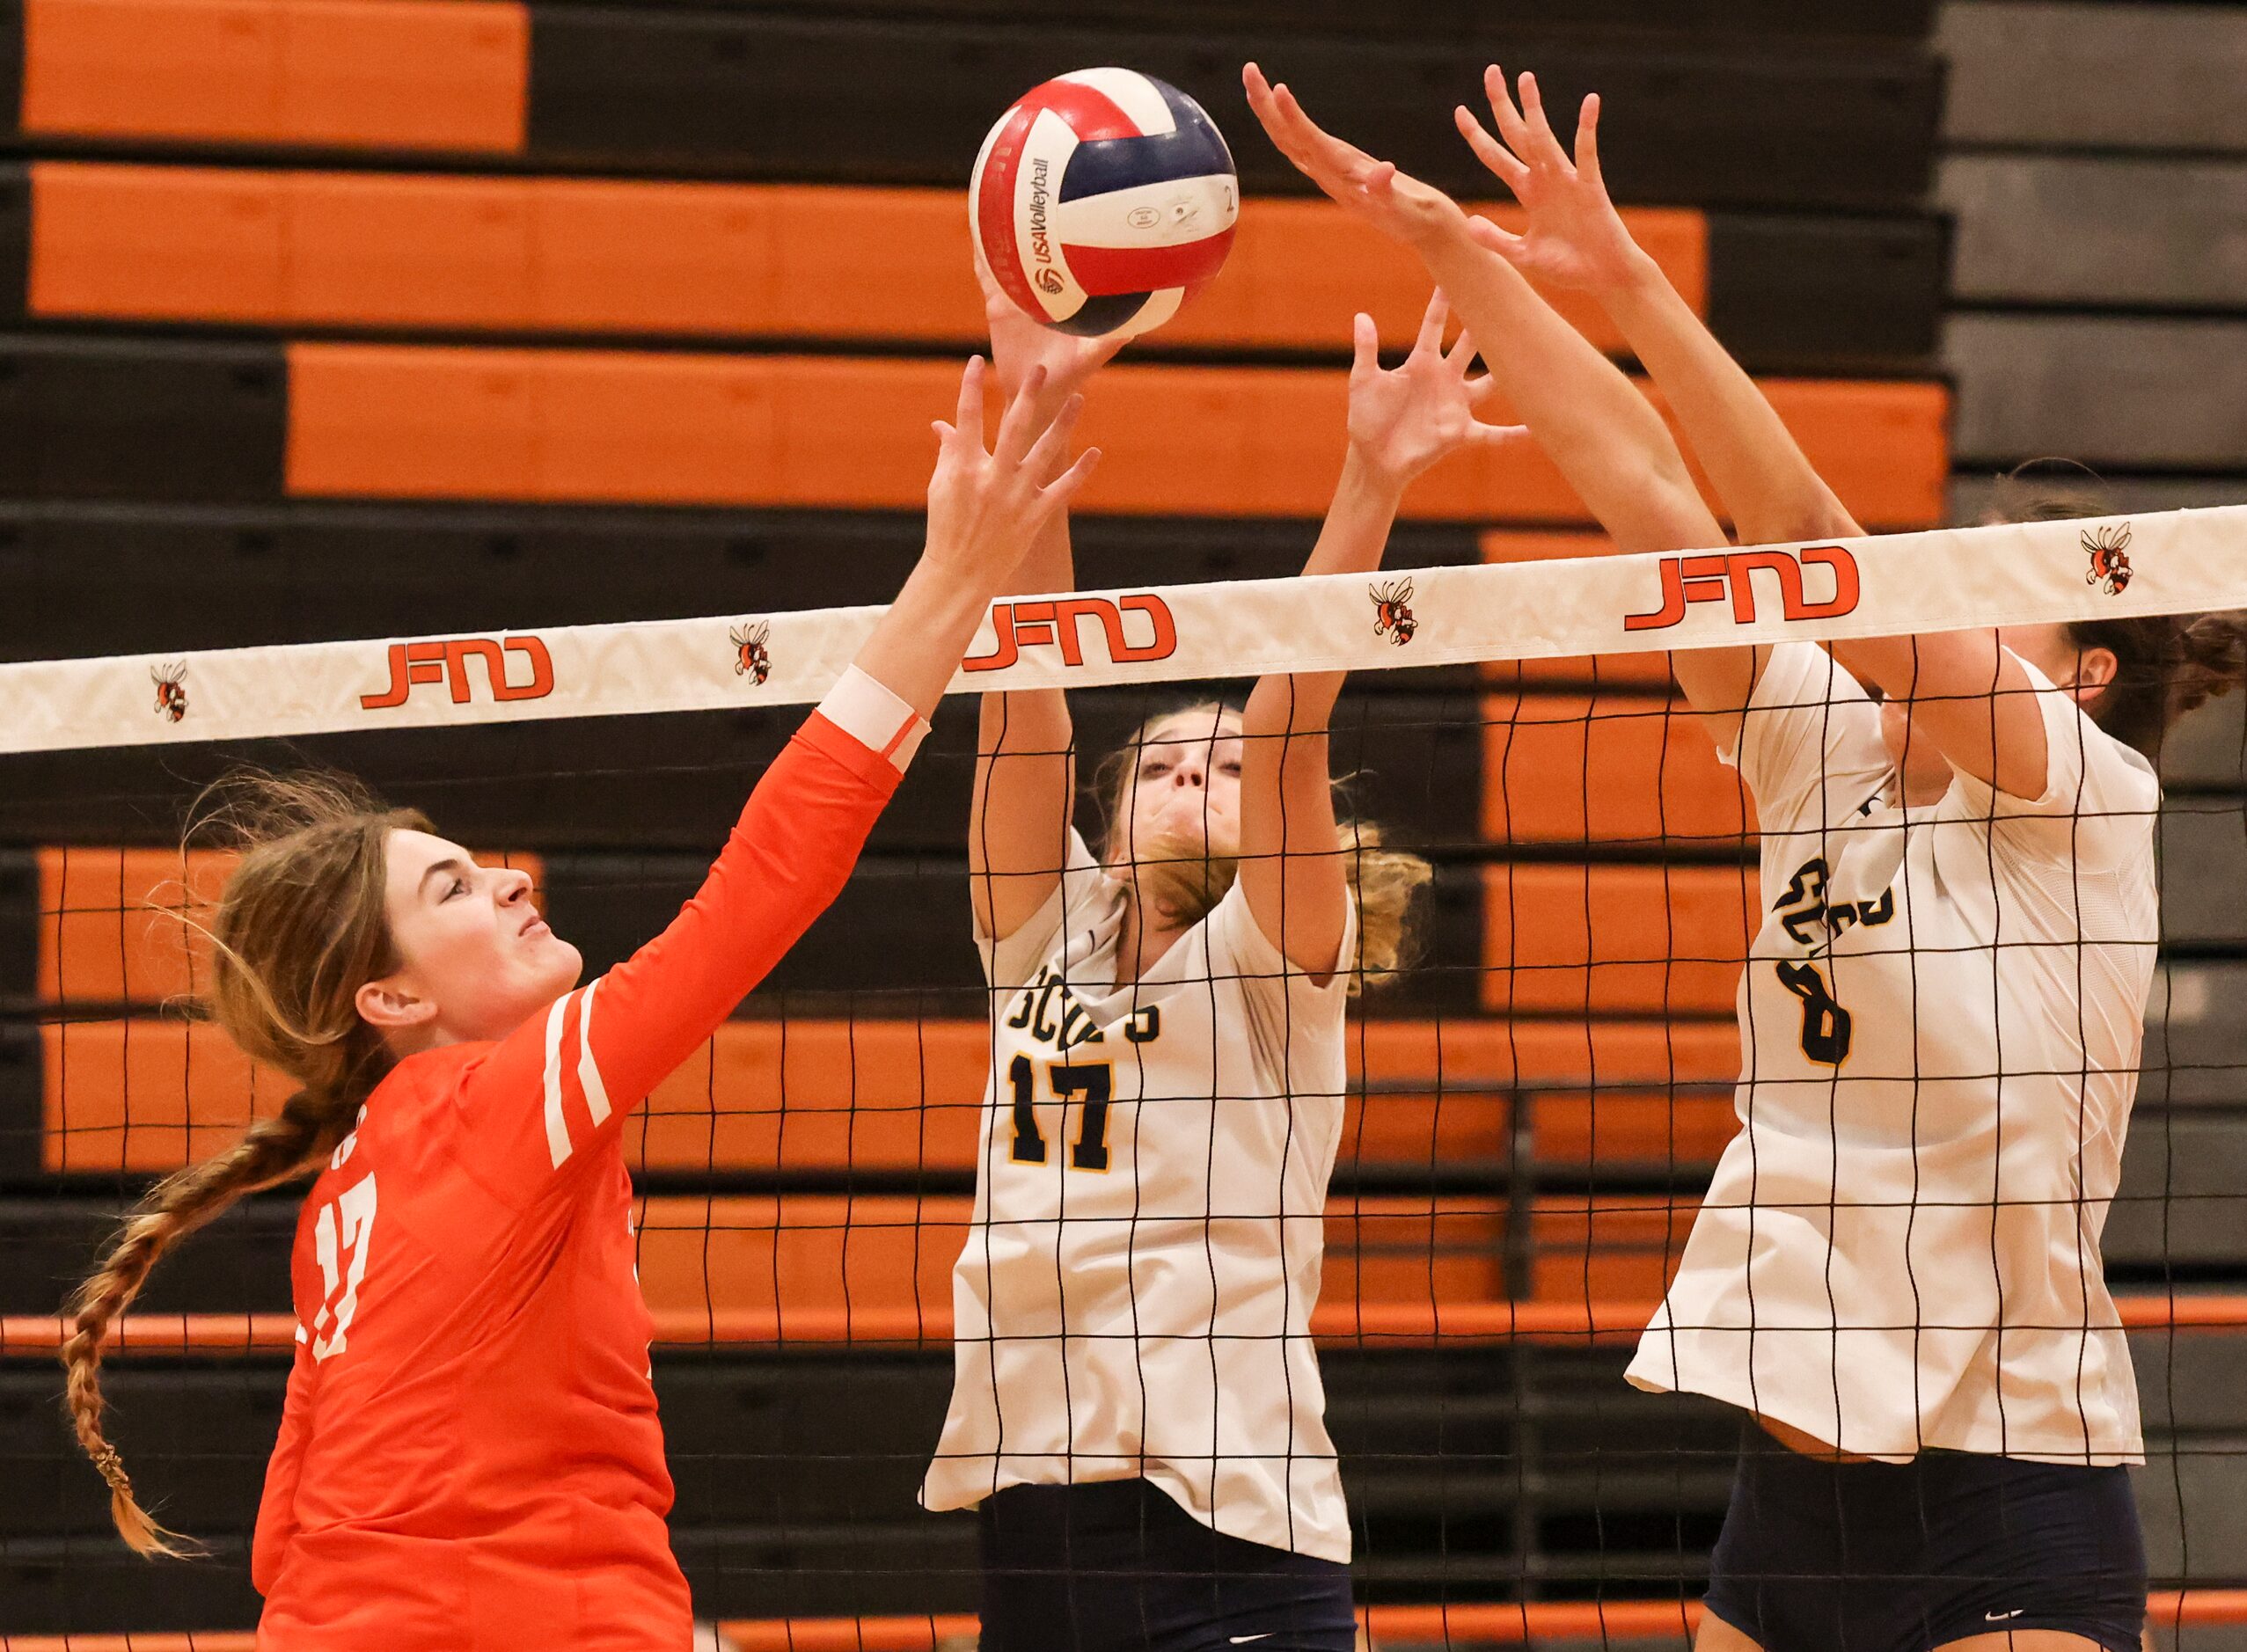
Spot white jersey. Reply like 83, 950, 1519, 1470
923, 830, 1358, 1562
1629, 644, 2161, 1464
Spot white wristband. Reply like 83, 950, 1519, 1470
816, 664, 931, 772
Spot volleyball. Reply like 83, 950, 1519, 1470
970, 68, 1240, 340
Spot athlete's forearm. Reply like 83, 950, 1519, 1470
979, 510, 1075, 755
1242, 449, 1403, 741
1598, 251, 1861, 546
1415, 232, 1772, 732
1414, 231, 1717, 554
588, 721, 899, 1107
1827, 632, 2051, 800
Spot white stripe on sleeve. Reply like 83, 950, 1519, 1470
541, 994, 573, 1168
816, 664, 930, 773
575, 978, 612, 1127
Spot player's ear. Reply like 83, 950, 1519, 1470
2069, 645, 2120, 706
355, 975, 437, 1032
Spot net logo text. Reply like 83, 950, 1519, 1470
1622, 545, 1860, 632
963, 594, 1178, 673
361, 637, 556, 709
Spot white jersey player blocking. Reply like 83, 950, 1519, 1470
1630, 644, 2162, 1464
924, 831, 1358, 1563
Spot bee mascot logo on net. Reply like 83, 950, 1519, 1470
729, 621, 772, 685
2083, 523, 2133, 596
150, 662, 188, 723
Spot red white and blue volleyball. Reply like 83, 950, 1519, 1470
971, 69, 1240, 340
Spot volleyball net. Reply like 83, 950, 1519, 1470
4, 506, 2244, 1642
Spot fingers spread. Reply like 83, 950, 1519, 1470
1484, 62, 1534, 157
1412, 289, 1449, 357
1519, 71, 1576, 174
1043, 445, 1102, 513
1471, 420, 1532, 450
991, 364, 1051, 465
1350, 311, 1380, 383
1455, 105, 1529, 192
1017, 390, 1084, 481
1444, 325, 1479, 373
1576, 92, 1607, 187
1463, 216, 1526, 259
953, 356, 986, 442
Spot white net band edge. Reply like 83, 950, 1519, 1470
4, 507, 2239, 755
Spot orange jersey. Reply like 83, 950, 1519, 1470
251, 683, 923, 1649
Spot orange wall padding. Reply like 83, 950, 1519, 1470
28, 161, 1702, 356
41, 1018, 292, 1173
283, 344, 1948, 527
628, 1191, 1696, 1327
1482, 691, 1755, 845
22, 0, 528, 152
46, 1016, 1746, 1177
1482, 862, 1759, 1016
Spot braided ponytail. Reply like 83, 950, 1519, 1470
62, 772, 425, 1556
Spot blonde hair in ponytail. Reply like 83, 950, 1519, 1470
1094, 703, 1434, 995
62, 772, 425, 1556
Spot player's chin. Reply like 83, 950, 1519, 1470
525, 935, 585, 997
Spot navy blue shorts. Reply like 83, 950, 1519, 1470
1703, 1427, 2146, 1652
977, 1479, 1356, 1652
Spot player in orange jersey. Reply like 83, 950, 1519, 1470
60, 361, 1097, 1651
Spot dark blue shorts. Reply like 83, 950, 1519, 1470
1703, 1427, 2147, 1652
977, 1479, 1356, 1652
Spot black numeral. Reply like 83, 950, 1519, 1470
1006, 1054, 1048, 1164
1776, 960, 1852, 1065
1053, 1064, 1114, 1171
1006, 1056, 1114, 1171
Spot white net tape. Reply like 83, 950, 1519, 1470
4, 507, 2240, 754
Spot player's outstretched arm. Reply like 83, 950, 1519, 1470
1242, 64, 1762, 746
1454, 69, 1860, 549
467, 364, 1101, 1173
1239, 291, 1519, 977
860, 359, 1101, 720
970, 262, 1125, 941
1452, 73, 2056, 793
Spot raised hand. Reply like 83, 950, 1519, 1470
1347, 290, 1526, 492
977, 246, 1124, 421
1243, 62, 1475, 252
1454, 68, 1641, 293
925, 358, 1100, 579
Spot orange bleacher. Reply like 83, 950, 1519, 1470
22, 0, 531, 153
26, 162, 1699, 358
40, 1017, 1745, 1178
1482, 863, 1759, 1017
1482, 692, 1754, 845
282, 344, 1948, 526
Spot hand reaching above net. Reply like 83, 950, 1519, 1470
1345, 289, 1525, 494
1454, 69, 1643, 296
856, 359, 1100, 722
976, 245, 1124, 431
1242, 62, 1478, 254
